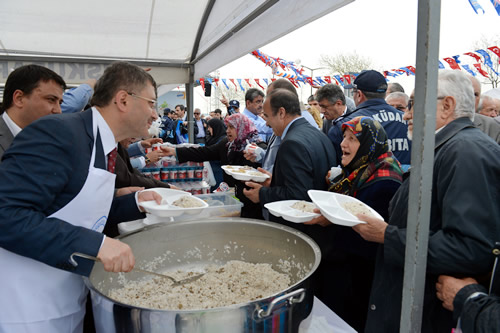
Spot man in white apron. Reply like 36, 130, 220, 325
0, 62, 162, 332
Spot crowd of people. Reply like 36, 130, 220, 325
0, 63, 499, 333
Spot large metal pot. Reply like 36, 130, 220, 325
86, 218, 321, 333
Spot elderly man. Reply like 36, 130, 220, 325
470, 75, 500, 144
0, 64, 66, 160
0, 61, 162, 332
478, 94, 499, 118
385, 92, 409, 112
315, 84, 350, 136
353, 70, 500, 332
193, 108, 207, 144
386, 82, 405, 95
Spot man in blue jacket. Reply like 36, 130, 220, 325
331, 70, 411, 170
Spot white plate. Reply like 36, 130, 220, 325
221, 165, 270, 183
139, 188, 208, 217
264, 200, 320, 223
307, 190, 383, 227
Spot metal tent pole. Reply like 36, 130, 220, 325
400, 0, 441, 332
186, 65, 195, 143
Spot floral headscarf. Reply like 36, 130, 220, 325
224, 113, 262, 154
330, 116, 403, 196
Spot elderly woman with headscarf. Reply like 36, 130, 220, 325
305, 116, 403, 332
163, 113, 267, 219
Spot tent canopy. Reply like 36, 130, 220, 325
0, 0, 353, 86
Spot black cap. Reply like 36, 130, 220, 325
344, 70, 387, 93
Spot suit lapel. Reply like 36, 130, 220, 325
0, 116, 14, 155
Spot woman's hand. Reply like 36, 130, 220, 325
303, 208, 332, 226
141, 138, 163, 148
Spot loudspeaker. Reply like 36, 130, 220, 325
204, 83, 212, 97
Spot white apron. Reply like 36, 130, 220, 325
0, 109, 116, 333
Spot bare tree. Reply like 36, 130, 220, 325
319, 51, 374, 76
472, 35, 500, 88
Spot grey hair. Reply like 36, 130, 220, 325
477, 94, 494, 113
315, 84, 346, 105
437, 70, 474, 121
386, 92, 409, 104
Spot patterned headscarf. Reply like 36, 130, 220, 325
224, 113, 262, 153
330, 116, 403, 195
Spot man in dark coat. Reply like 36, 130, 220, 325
353, 70, 500, 333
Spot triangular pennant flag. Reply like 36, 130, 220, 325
244, 78, 253, 88
236, 79, 245, 91
465, 52, 482, 63
229, 78, 238, 90
263, 78, 270, 86
443, 57, 461, 70
221, 79, 229, 90
462, 64, 477, 76
490, 0, 500, 15
469, 0, 486, 14
406, 66, 416, 74
488, 46, 500, 63
254, 79, 266, 90
343, 74, 351, 84
438, 61, 445, 69
473, 63, 489, 77
213, 78, 219, 87
475, 49, 500, 74
199, 78, 205, 91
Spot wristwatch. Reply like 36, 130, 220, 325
144, 156, 152, 165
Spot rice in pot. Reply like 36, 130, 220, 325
108, 260, 290, 310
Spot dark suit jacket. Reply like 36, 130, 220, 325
259, 117, 337, 204
0, 109, 144, 276
0, 116, 14, 161
259, 117, 337, 258
474, 113, 500, 144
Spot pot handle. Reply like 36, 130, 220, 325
256, 288, 306, 319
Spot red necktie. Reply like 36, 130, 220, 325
107, 148, 117, 173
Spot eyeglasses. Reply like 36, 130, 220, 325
407, 96, 445, 111
128, 92, 157, 110
194, 112, 200, 115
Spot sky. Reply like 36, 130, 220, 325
192, 0, 500, 113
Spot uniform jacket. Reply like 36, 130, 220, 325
0, 109, 144, 276
328, 99, 411, 165
365, 117, 500, 333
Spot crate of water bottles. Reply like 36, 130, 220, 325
141, 158, 209, 194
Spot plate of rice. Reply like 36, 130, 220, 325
139, 188, 208, 217
221, 165, 270, 183
264, 200, 320, 223
307, 190, 383, 226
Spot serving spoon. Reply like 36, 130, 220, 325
70, 252, 205, 287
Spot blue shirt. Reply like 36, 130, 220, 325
243, 109, 273, 142
61, 84, 93, 113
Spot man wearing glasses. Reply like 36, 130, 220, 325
0, 61, 162, 332
193, 108, 207, 144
